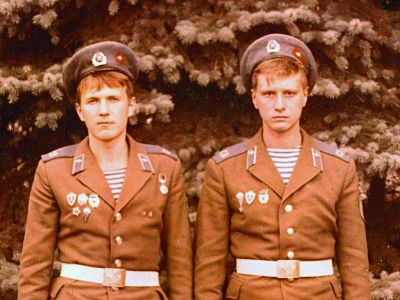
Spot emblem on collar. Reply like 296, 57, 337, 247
246, 146, 257, 170
138, 153, 155, 173
311, 148, 323, 171
72, 153, 85, 175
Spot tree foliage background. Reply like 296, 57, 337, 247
0, 0, 399, 299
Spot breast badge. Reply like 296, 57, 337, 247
83, 207, 92, 222
66, 192, 77, 206
72, 207, 81, 216
236, 192, 244, 212
88, 193, 100, 208
159, 174, 169, 195
67, 192, 99, 221
258, 189, 269, 205
245, 191, 256, 205
78, 193, 88, 206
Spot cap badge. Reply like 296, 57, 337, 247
92, 51, 107, 67
292, 47, 307, 67
266, 39, 280, 53
115, 51, 127, 65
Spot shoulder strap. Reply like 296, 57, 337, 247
212, 140, 249, 164
41, 145, 77, 162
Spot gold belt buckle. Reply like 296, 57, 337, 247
277, 260, 300, 279
103, 268, 126, 288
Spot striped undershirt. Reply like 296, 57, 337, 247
267, 146, 301, 185
103, 168, 127, 201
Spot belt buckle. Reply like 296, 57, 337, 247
103, 268, 126, 288
277, 260, 300, 279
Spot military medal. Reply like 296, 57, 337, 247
159, 174, 168, 195
66, 192, 77, 206
72, 207, 81, 216
259, 189, 269, 205
88, 193, 100, 208
245, 191, 256, 205
236, 192, 244, 212
77, 193, 88, 206
83, 207, 91, 222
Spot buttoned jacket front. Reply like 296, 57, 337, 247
195, 129, 370, 300
19, 135, 193, 300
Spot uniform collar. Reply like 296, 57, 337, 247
71, 135, 153, 211
247, 128, 322, 200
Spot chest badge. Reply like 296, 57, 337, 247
77, 193, 88, 206
83, 207, 92, 222
159, 174, 169, 195
66, 192, 77, 206
245, 191, 256, 205
236, 192, 244, 212
88, 193, 100, 208
72, 207, 81, 216
259, 189, 269, 205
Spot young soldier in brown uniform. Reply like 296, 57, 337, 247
19, 41, 192, 300
195, 34, 370, 299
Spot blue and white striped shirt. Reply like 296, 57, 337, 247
267, 147, 301, 185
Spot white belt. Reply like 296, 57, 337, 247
60, 263, 160, 288
236, 258, 333, 279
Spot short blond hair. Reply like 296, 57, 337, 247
76, 71, 134, 103
251, 58, 307, 91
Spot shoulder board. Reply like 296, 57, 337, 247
140, 143, 178, 160
314, 140, 350, 163
212, 140, 249, 164
41, 145, 77, 162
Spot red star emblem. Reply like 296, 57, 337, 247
115, 51, 127, 65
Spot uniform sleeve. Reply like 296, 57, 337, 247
18, 160, 59, 300
194, 159, 229, 300
335, 159, 371, 300
162, 159, 193, 300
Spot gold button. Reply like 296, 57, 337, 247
287, 251, 295, 259
114, 259, 122, 267
115, 213, 122, 221
112, 286, 119, 291
115, 236, 123, 245
285, 204, 293, 213
287, 227, 294, 235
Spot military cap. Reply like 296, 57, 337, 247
240, 33, 317, 92
63, 41, 139, 100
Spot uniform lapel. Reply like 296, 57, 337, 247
282, 129, 322, 201
115, 135, 152, 212
73, 138, 116, 209
247, 130, 286, 198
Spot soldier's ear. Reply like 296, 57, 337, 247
302, 89, 308, 108
75, 102, 85, 122
128, 97, 136, 117
251, 89, 259, 110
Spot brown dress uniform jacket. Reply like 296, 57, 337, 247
19, 135, 193, 300
195, 129, 370, 300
